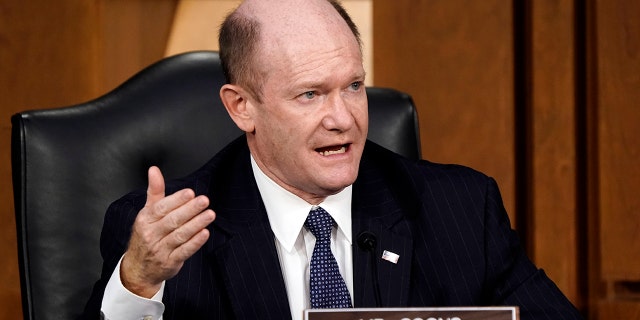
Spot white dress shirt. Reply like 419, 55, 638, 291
102, 256, 165, 319
251, 156, 353, 320
101, 155, 354, 320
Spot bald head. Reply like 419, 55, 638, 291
219, 0, 361, 100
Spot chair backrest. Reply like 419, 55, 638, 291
11, 51, 420, 320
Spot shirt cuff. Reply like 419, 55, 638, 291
101, 255, 165, 320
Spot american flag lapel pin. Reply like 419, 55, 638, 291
381, 250, 400, 264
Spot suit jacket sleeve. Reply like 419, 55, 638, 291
480, 177, 582, 319
81, 191, 147, 319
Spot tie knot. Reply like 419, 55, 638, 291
305, 207, 334, 240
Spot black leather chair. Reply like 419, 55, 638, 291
11, 51, 420, 320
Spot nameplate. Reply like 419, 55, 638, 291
305, 306, 519, 320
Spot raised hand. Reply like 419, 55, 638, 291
120, 166, 216, 298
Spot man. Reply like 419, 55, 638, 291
83, 0, 583, 319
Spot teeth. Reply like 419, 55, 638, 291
319, 146, 346, 156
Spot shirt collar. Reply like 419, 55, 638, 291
250, 155, 352, 252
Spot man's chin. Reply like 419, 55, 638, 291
319, 173, 359, 193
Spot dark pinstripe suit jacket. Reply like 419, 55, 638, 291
84, 137, 582, 319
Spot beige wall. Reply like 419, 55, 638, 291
165, 0, 374, 85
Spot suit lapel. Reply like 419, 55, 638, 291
206, 140, 292, 320
352, 202, 413, 308
213, 222, 292, 320
351, 144, 415, 308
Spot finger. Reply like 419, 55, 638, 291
154, 195, 210, 235
169, 228, 212, 263
146, 166, 165, 206
164, 208, 216, 251
145, 188, 198, 223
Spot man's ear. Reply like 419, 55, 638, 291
220, 84, 256, 133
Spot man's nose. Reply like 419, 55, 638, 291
321, 93, 356, 132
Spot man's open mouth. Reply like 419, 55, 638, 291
316, 144, 348, 156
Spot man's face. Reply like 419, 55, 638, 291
246, 27, 368, 204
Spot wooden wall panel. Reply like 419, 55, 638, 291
373, 0, 516, 223
0, 1, 176, 318
595, 0, 640, 282
0, 1, 102, 109
590, 0, 640, 313
99, 0, 178, 92
597, 301, 640, 319
527, 0, 580, 305
0, 2, 102, 318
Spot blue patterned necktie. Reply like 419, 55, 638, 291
305, 206, 353, 309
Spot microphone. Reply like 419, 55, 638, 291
357, 231, 382, 308
357, 231, 377, 251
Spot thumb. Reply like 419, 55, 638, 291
146, 166, 165, 206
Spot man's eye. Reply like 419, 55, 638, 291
303, 91, 316, 99
350, 82, 362, 91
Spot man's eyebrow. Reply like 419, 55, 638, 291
285, 79, 324, 93
296, 81, 324, 89
286, 70, 367, 92
350, 71, 367, 82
